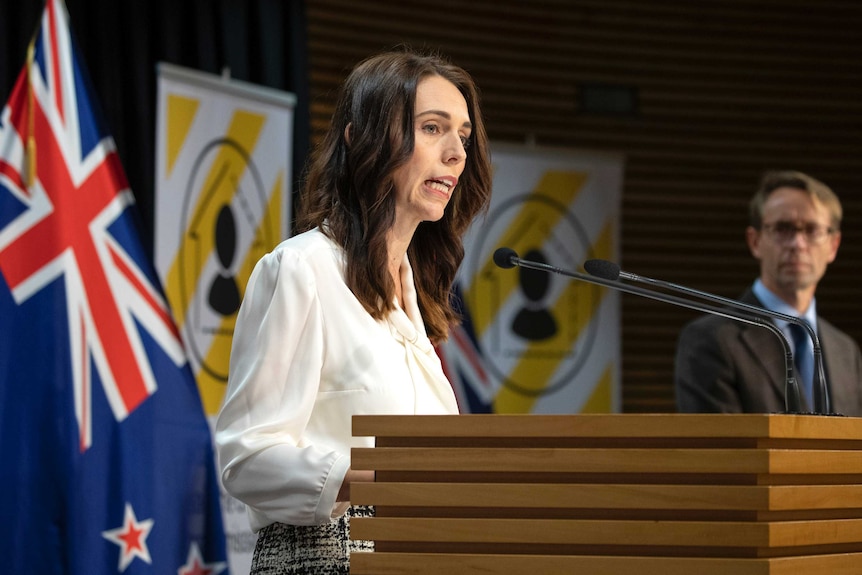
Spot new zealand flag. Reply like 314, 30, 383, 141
0, 1, 228, 573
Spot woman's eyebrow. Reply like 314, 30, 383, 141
416, 109, 472, 129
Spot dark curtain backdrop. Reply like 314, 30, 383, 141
0, 0, 309, 256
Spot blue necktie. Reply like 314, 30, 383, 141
788, 323, 813, 408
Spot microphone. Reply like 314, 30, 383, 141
493, 247, 519, 269
584, 259, 831, 415
493, 247, 803, 414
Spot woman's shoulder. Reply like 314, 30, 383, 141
263, 228, 342, 271
270, 228, 335, 256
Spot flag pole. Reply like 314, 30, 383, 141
25, 28, 37, 188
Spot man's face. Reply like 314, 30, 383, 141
747, 186, 840, 299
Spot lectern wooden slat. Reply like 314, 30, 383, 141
349, 414, 862, 574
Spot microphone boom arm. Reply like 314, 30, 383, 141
587, 259, 829, 415
496, 249, 803, 414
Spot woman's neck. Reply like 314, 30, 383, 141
387, 218, 417, 305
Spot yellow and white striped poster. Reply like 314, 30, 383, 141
154, 63, 295, 573
439, 143, 623, 414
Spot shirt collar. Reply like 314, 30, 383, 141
752, 278, 817, 329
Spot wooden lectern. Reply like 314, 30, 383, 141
349, 414, 862, 574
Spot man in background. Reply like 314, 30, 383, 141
675, 170, 862, 416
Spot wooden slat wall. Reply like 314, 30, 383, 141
305, 0, 862, 413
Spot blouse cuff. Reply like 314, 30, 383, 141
317, 453, 351, 523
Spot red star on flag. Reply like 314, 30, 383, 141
178, 542, 227, 575
101, 503, 154, 572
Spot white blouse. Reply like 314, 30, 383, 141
215, 228, 459, 531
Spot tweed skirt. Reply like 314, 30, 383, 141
250, 506, 375, 575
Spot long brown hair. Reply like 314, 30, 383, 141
296, 48, 492, 343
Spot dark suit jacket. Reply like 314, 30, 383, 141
675, 289, 862, 416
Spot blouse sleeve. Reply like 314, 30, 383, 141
215, 247, 350, 526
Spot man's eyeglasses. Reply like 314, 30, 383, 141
760, 221, 835, 244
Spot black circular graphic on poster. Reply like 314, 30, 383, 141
179, 137, 273, 382
465, 192, 600, 397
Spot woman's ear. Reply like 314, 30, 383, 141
343, 122, 352, 146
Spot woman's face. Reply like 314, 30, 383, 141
391, 74, 472, 231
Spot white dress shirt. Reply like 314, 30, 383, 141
215, 228, 459, 531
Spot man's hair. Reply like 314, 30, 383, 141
296, 47, 492, 343
749, 170, 842, 230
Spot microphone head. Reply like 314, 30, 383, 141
493, 247, 519, 269
584, 259, 620, 280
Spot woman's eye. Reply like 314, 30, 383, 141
422, 124, 440, 134
460, 135, 472, 149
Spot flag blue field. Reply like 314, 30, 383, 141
0, 1, 228, 573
